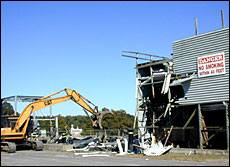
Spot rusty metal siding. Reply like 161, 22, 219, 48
172, 28, 229, 105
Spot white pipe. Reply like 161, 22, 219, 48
116, 139, 124, 155
124, 138, 128, 153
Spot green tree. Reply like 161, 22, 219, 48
2, 102, 15, 115
57, 115, 68, 131
34, 108, 137, 135
101, 109, 135, 129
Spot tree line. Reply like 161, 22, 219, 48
36, 108, 136, 132
2, 102, 137, 132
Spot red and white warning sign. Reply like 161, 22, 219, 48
197, 52, 225, 78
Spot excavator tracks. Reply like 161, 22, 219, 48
29, 140, 44, 151
1, 142, 16, 153
1, 140, 43, 153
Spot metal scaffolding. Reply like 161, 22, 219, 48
1, 95, 58, 137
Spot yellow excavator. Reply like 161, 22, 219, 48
1, 88, 113, 153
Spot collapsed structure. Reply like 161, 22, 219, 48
126, 27, 229, 150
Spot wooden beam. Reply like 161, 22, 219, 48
183, 108, 196, 130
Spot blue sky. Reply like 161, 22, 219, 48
1, 1, 229, 117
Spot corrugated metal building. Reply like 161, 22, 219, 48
173, 28, 229, 105
134, 27, 229, 150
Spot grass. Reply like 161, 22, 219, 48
69, 149, 229, 163
113, 152, 229, 163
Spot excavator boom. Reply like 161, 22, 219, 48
12, 88, 110, 133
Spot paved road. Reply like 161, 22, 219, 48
1, 150, 229, 166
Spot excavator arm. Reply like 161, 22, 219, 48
13, 88, 112, 133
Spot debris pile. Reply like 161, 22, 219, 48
66, 135, 173, 156
72, 136, 117, 152
143, 141, 173, 156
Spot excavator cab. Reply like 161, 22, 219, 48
1, 115, 18, 129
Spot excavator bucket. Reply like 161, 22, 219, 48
92, 110, 113, 129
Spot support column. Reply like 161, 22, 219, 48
223, 101, 229, 150
134, 65, 143, 140
150, 66, 156, 141
128, 128, 134, 152
150, 66, 155, 99
50, 106, 53, 136
55, 116, 59, 138
14, 96, 17, 115
198, 104, 203, 149
133, 62, 139, 130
